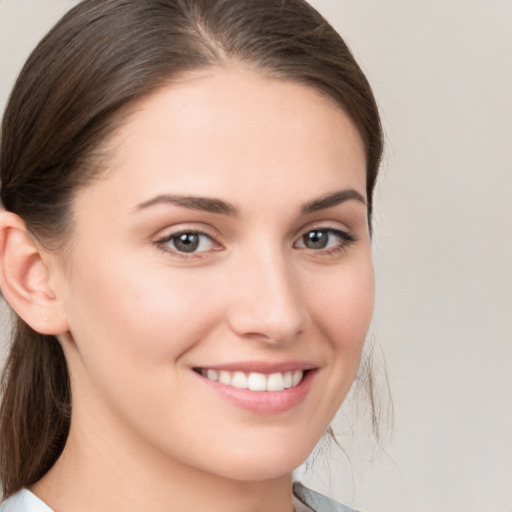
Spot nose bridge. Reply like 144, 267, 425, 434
228, 243, 306, 342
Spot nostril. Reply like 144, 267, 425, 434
227, 303, 306, 343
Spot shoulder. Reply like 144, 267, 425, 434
293, 482, 361, 512
3, 484, 358, 512
0, 490, 54, 512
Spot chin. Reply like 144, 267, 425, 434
198, 437, 314, 483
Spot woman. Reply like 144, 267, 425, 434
0, 0, 383, 510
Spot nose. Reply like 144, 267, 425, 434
226, 250, 307, 344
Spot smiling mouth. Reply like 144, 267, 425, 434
194, 368, 305, 392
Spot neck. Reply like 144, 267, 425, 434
31, 410, 295, 512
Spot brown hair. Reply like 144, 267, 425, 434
0, 0, 383, 498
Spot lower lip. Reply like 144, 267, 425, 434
195, 370, 315, 414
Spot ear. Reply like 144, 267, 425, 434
0, 211, 69, 335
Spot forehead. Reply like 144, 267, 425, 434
78, 68, 367, 214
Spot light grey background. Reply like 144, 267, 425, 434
1, 1, 511, 511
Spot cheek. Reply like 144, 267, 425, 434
307, 259, 374, 358
64, 252, 222, 375
61, 255, 225, 443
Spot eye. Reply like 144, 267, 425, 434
294, 228, 355, 251
157, 231, 219, 254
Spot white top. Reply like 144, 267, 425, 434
0, 490, 53, 512
0, 483, 357, 512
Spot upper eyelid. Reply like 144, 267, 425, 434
156, 230, 213, 243
153, 227, 221, 255
294, 227, 355, 244
154, 224, 220, 242
152, 221, 355, 245
154, 230, 222, 259
294, 220, 353, 239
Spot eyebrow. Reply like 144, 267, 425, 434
134, 189, 366, 216
300, 189, 367, 214
135, 195, 237, 216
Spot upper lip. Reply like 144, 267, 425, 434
193, 360, 318, 374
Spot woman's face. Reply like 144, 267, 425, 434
55, 69, 373, 482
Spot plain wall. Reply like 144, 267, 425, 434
1, 1, 511, 511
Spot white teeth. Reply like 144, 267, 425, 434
206, 369, 219, 381
218, 371, 232, 385
292, 370, 303, 387
248, 372, 267, 391
231, 371, 248, 389
267, 372, 284, 391
200, 368, 305, 391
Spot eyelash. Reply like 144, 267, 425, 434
155, 230, 221, 259
294, 227, 357, 256
155, 227, 356, 259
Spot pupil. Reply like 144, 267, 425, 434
174, 233, 199, 253
305, 230, 328, 249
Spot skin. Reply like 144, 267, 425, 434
25, 69, 374, 512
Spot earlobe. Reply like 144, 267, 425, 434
0, 210, 69, 335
